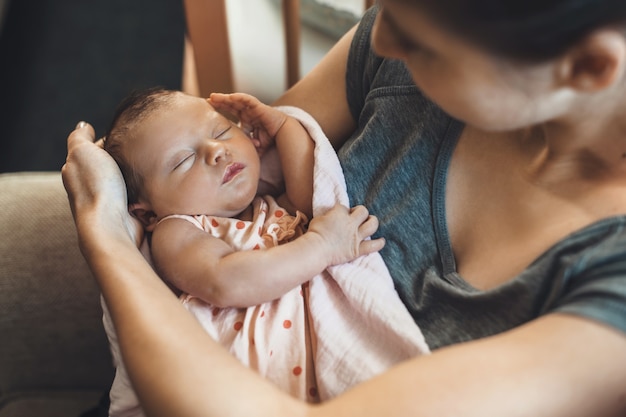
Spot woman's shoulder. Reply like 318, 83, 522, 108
545, 214, 626, 272
347, 9, 413, 106
346, 6, 448, 127
541, 215, 626, 333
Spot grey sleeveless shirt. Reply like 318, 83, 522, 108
338, 7, 626, 349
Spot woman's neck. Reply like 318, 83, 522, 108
523, 96, 626, 186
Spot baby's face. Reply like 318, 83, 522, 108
127, 92, 261, 221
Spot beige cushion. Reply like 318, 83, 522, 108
0, 172, 113, 416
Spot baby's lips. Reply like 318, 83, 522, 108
222, 162, 245, 184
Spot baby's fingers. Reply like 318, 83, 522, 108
358, 237, 386, 256
209, 92, 261, 114
358, 214, 380, 239
348, 205, 379, 236
349, 205, 370, 221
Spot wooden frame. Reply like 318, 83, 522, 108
183, 0, 233, 96
182, 0, 375, 97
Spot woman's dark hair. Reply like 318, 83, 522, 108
408, 0, 626, 62
103, 87, 176, 204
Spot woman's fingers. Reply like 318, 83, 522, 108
63, 120, 123, 210
67, 121, 96, 149
62, 121, 144, 247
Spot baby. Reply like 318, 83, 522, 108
104, 88, 384, 306
102, 88, 385, 413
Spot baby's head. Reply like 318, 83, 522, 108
104, 87, 175, 205
104, 88, 261, 230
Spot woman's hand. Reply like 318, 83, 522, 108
62, 122, 143, 249
209, 92, 288, 156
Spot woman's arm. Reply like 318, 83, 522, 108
150, 204, 383, 308
273, 25, 358, 149
320, 313, 626, 417
65, 127, 626, 417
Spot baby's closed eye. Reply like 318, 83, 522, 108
174, 153, 196, 171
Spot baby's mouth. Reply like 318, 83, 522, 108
222, 163, 244, 184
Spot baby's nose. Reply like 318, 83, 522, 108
205, 140, 227, 165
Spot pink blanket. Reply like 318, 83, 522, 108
278, 106, 429, 399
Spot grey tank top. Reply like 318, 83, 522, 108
339, 7, 626, 349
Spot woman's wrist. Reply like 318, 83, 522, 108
74, 205, 140, 257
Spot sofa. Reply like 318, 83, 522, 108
0, 172, 114, 417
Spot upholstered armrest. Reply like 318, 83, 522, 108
0, 172, 113, 417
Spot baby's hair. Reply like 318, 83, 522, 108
404, 0, 626, 62
104, 87, 178, 204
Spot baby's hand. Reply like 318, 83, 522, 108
307, 204, 385, 266
209, 92, 287, 156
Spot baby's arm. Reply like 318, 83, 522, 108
150, 204, 384, 308
209, 93, 314, 217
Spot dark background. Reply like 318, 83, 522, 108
0, 0, 186, 172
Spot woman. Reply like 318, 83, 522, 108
63, 0, 626, 416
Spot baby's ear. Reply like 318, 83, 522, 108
129, 203, 159, 232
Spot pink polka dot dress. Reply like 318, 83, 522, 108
175, 195, 319, 402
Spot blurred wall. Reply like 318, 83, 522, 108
0, 0, 362, 173
0, 0, 185, 172
226, 0, 338, 103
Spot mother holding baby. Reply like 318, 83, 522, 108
63, 0, 626, 416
